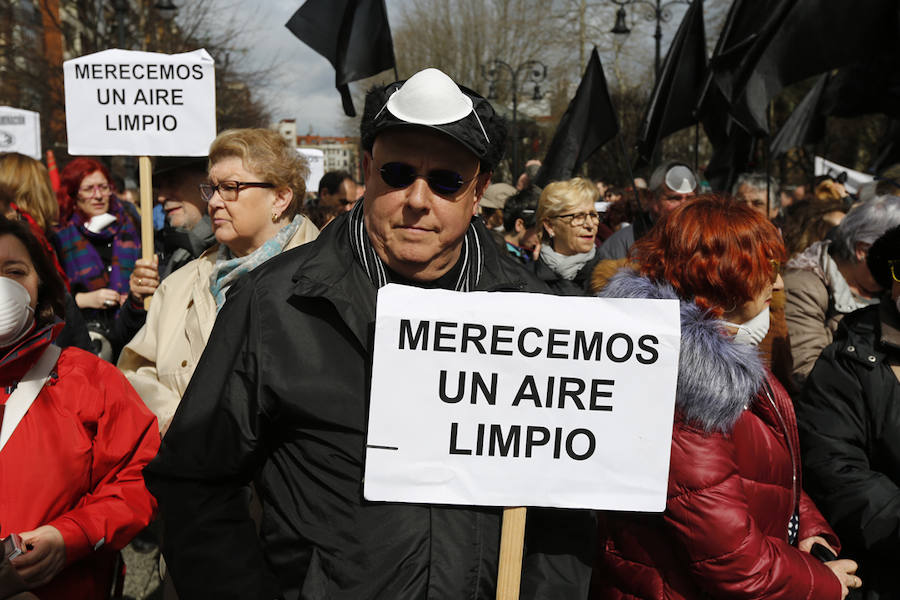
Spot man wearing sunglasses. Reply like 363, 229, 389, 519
145, 67, 593, 599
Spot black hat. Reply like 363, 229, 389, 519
361, 68, 507, 170
153, 156, 207, 177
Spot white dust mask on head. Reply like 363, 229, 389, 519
0, 277, 35, 348
723, 306, 770, 346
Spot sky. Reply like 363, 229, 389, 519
196, 0, 412, 137
195, 0, 710, 138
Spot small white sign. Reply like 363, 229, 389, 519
0, 107, 41, 160
815, 156, 874, 195
365, 285, 680, 512
64, 48, 216, 156
298, 148, 324, 195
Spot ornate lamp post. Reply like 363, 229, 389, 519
609, 0, 691, 82
481, 59, 547, 179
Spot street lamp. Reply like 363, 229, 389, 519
481, 59, 547, 180
609, 0, 691, 82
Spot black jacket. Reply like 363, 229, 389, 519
796, 302, 900, 599
144, 214, 595, 600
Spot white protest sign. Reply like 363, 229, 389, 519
815, 156, 874, 195
64, 48, 216, 156
365, 285, 680, 512
298, 148, 324, 193
0, 107, 41, 159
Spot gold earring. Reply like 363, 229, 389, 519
271, 213, 278, 223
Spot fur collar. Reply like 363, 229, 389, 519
598, 269, 766, 433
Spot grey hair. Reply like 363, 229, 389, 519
731, 172, 780, 211
832, 195, 900, 262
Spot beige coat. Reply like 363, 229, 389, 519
117, 219, 318, 431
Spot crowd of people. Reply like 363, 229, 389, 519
1, 66, 899, 600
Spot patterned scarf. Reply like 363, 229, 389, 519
55, 197, 140, 295
209, 215, 303, 311
347, 199, 484, 291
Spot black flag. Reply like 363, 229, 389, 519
286, 0, 396, 117
635, 0, 707, 167
534, 48, 619, 188
728, 0, 899, 134
768, 73, 828, 157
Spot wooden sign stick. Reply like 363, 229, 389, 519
496, 506, 527, 600
138, 156, 154, 310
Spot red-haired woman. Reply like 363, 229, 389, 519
592, 195, 861, 599
54, 158, 158, 360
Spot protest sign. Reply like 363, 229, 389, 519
298, 148, 325, 193
815, 155, 874, 195
0, 107, 41, 159
64, 48, 216, 156
365, 285, 680, 512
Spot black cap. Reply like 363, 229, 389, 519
361, 68, 507, 170
153, 156, 207, 177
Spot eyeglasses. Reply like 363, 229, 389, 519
890, 259, 900, 283
78, 183, 110, 196
552, 211, 600, 227
378, 162, 475, 196
769, 259, 785, 284
198, 181, 275, 202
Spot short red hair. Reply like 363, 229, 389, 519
630, 194, 786, 317
57, 157, 112, 223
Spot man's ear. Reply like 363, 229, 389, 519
854, 242, 870, 262
362, 152, 374, 188
515, 218, 526, 234
472, 170, 492, 216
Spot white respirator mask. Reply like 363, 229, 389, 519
723, 306, 770, 347
0, 277, 35, 348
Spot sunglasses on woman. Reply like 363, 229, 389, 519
378, 162, 475, 195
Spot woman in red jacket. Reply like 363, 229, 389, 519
592, 195, 860, 599
0, 216, 159, 599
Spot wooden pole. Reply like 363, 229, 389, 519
138, 156, 154, 310
496, 507, 527, 600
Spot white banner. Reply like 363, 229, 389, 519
64, 48, 216, 156
365, 285, 680, 511
298, 148, 324, 195
0, 107, 41, 160
814, 156, 874, 195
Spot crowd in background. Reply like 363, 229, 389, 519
1, 68, 900, 600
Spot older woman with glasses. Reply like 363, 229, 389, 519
796, 225, 900, 600
55, 157, 159, 361
532, 177, 601, 295
118, 128, 318, 434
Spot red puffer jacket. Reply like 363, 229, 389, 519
593, 271, 843, 600
0, 321, 159, 600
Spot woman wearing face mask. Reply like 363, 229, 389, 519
117, 128, 318, 435
796, 225, 900, 600
54, 158, 159, 360
591, 196, 861, 600
533, 177, 602, 295
0, 216, 159, 599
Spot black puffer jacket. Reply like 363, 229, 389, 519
796, 301, 900, 600
144, 213, 595, 600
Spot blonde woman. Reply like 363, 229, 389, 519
532, 177, 601, 294
118, 128, 319, 434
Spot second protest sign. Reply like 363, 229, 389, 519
364, 284, 681, 512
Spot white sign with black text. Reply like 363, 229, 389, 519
0, 107, 41, 160
364, 285, 681, 511
64, 48, 216, 156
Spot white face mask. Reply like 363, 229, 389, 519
0, 277, 35, 348
723, 306, 770, 346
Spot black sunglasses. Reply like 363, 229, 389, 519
378, 162, 474, 195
